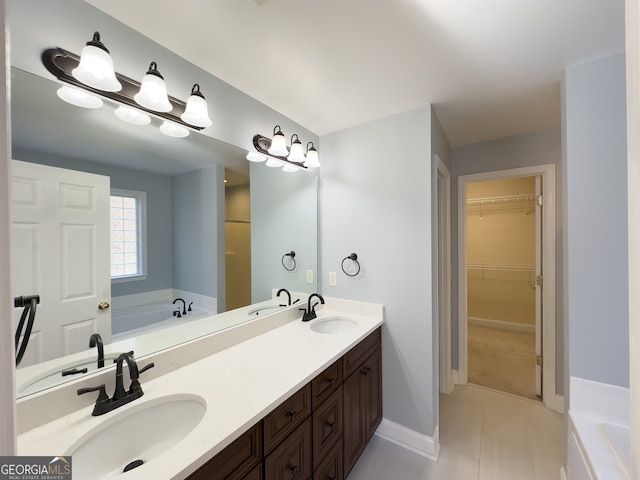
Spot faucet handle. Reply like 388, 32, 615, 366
77, 384, 108, 405
138, 362, 155, 376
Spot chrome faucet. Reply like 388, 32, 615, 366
89, 333, 104, 368
300, 293, 325, 322
173, 297, 187, 315
277, 288, 292, 306
77, 352, 154, 416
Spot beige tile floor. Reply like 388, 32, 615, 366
347, 384, 564, 480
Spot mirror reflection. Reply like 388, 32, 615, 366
10, 68, 318, 398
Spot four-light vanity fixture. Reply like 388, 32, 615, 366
42, 32, 212, 138
247, 125, 321, 173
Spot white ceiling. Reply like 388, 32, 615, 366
84, 0, 624, 147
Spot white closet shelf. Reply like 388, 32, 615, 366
467, 263, 535, 272
466, 193, 536, 206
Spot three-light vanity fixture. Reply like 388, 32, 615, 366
246, 125, 321, 173
43, 31, 213, 138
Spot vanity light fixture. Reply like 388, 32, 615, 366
42, 42, 213, 135
287, 134, 305, 163
268, 125, 288, 156
304, 142, 321, 168
56, 85, 103, 109
181, 84, 212, 128
159, 121, 190, 138
114, 105, 151, 125
250, 133, 318, 173
246, 152, 266, 162
71, 32, 122, 92
134, 62, 173, 112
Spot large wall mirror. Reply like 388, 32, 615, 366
9, 0, 318, 398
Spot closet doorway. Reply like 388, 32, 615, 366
457, 165, 556, 409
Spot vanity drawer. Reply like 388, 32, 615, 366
343, 328, 381, 378
186, 423, 261, 480
313, 440, 343, 480
264, 417, 312, 480
311, 358, 343, 408
264, 383, 312, 454
242, 463, 262, 480
312, 386, 343, 468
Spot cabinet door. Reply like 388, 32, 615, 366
265, 418, 312, 480
314, 440, 343, 480
343, 369, 365, 476
186, 423, 261, 480
363, 348, 382, 441
312, 386, 343, 468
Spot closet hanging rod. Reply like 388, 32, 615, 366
466, 263, 535, 272
466, 193, 536, 206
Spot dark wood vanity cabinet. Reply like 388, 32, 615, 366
186, 422, 262, 480
185, 328, 381, 480
343, 330, 382, 476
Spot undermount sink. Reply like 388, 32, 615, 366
311, 317, 357, 334
67, 394, 206, 478
247, 304, 283, 317
18, 353, 123, 396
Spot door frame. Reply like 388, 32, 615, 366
457, 164, 557, 410
436, 156, 453, 394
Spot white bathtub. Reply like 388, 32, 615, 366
111, 302, 210, 338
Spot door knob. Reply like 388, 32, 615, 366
98, 301, 110, 310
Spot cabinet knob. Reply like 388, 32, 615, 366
329, 376, 337, 385
289, 464, 300, 476
328, 421, 337, 431
288, 411, 298, 421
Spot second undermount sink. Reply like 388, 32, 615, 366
67, 394, 206, 478
311, 317, 357, 334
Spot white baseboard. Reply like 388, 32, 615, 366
556, 394, 565, 414
468, 316, 535, 333
560, 466, 567, 480
374, 418, 439, 461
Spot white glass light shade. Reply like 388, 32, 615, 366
181, 85, 212, 128
282, 163, 299, 173
160, 121, 189, 138
114, 106, 151, 125
134, 63, 173, 112
56, 85, 103, 108
265, 158, 282, 168
287, 134, 305, 163
71, 33, 121, 92
268, 126, 288, 157
304, 146, 321, 168
246, 152, 266, 162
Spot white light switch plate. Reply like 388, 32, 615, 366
329, 272, 337, 286
306, 270, 314, 284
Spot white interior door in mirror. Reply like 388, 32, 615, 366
11, 160, 111, 367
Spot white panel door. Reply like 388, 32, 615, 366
11, 160, 111, 366
535, 175, 543, 396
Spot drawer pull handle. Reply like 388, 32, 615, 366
290, 464, 300, 476
362, 365, 372, 376
328, 421, 337, 431
328, 475, 336, 480
288, 411, 298, 421
329, 377, 337, 385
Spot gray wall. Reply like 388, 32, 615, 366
432, 107, 452, 172
319, 106, 437, 436
172, 166, 225, 308
563, 53, 629, 388
450, 127, 564, 393
251, 163, 318, 301
11, 148, 174, 298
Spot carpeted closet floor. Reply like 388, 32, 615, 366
468, 323, 540, 401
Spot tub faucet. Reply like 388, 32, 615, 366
173, 297, 187, 315
300, 293, 325, 322
277, 288, 292, 306
89, 333, 104, 368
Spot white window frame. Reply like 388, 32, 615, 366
110, 188, 148, 283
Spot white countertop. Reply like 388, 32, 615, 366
17, 302, 383, 480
